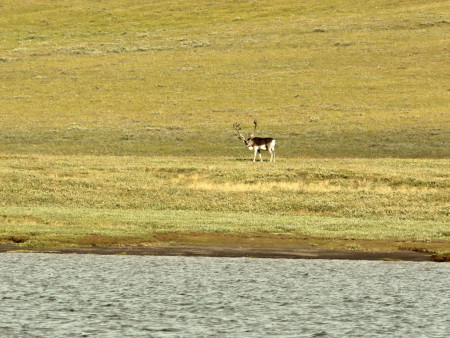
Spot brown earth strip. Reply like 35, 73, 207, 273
0, 243, 438, 261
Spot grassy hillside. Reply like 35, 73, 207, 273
0, 1, 449, 255
1, 0, 449, 157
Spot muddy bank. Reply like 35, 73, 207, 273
0, 243, 440, 261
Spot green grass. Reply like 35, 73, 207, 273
0, 155, 448, 252
0, 1, 449, 253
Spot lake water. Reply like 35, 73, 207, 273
0, 254, 448, 337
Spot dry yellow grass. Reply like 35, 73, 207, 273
0, 0, 449, 157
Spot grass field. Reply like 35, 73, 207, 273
0, 1, 449, 256
1, 155, 448, 254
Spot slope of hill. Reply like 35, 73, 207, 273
1, 0, 449, 157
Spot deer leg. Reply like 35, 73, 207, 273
269, 149, 273, 162
258, 149, 263, 161
253, 148, 257, 162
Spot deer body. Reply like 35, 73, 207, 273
246, 137, 276, 162
233, 120, 276, 162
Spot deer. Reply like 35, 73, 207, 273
233, 119, 276, 162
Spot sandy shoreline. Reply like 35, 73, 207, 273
0, 243, 440, 261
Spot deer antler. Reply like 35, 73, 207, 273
250, 119, 257, 138
233, 123, 245, 140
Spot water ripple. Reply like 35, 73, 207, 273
0, 254, 448, 337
